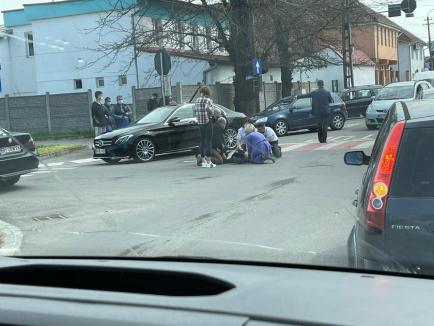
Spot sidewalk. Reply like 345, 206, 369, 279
36, 138, 93, 149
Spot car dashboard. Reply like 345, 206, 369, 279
0, 257, 433, 325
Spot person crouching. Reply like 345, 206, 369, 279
244, 123, 275, 164
254, 121, 281, 158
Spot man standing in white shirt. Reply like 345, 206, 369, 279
255, 121, 281, 158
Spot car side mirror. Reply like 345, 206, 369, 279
344, 151, 370, 166
168, 117, 181, 126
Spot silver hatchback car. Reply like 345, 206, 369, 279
365, 81, 434, 130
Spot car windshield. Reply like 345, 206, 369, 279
265, 100, 292, 112
375, 85, 414, 100
136, 106, 175, 124
2, 0, 434, 281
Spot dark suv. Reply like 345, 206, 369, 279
344, 99, 434, 273
340, 85, 383, 118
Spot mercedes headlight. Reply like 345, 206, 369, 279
366, 104, 374, 113
255, 117, 268, 124
115, 134, 133, 145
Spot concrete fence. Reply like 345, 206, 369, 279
0, 91, 93, 133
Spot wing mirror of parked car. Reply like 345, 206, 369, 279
168, 117, 181, 126
344, 151, 370, 166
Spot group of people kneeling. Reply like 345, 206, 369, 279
194, 86, 281, 168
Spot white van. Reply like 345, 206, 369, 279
414, 71, 434, 87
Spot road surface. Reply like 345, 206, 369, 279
0, 119, 377, 268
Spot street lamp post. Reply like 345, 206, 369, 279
426, 9, 434, 71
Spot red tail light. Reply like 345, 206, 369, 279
25, 138, 36, 151
366, 121, 405, 229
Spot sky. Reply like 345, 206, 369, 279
1, 0, 433, 43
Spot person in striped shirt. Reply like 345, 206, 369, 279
194, 86, 216, 168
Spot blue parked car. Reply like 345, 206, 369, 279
250, 93, 348, 137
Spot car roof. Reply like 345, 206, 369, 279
344, 85, 383, 91
385, 81, 416, 87
393, 100, 434, 127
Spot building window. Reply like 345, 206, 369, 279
388, 30, 391, 47
25, 32, 34, 57
118, 75, 127, 86
152, 18, 163, 47
415, 45, 419, 59
384, 29, 387, 46
96, 77, 104, 88
412, 45, 416, 59
380, 27, 383, 45
205, 27, 212, 51
74, 79, 83, 89
376, 26, 379, 45
270, 75, 273, 82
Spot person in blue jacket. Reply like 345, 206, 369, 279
244, 123, 275, 164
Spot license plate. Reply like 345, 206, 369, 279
0, 145, 22, 155
94, 148, 106, 154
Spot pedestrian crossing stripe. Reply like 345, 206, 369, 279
280, 139, 374, 152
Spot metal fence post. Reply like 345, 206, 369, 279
87, 89, 93, 129
176, 82, 182, 104
132, 86, 137, 120
45, 92, 52, 133
4, 94, 11, 130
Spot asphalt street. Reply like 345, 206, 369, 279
0, 118, 378, 268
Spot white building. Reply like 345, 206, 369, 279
392, 31, 426, 81
292, 47, 376, 93
0, 0, 229, 102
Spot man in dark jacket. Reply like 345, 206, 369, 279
302, 80, 333, 143
91, 91, 109, 136
147, 93, 159, 112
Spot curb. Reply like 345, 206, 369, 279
0, 219, 23, 256
38, 145, 91, 160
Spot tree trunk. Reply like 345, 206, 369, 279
274, 18, 293, 98
229, 0, 256, 115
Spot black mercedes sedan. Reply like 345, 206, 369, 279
93, 104, 246, 163
0, 128, 39, 187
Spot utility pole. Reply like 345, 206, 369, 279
342, 0, 354, 89
425, 14, 434, 71
249, 0, 260, 113
131, 11, 140, 88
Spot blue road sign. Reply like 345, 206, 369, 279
252, 58, 263, 76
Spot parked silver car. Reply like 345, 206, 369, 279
365, 81, 434, 130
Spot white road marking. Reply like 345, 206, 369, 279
281, 143, 313, 152
0, 219, 23, 256
184, 160, 196, 163
331, 135, 355, 142
361, 134, 374, 140
314, 142, 347, 150
32, 170, 52, 174
71, 158, 97, 164
53, 167, 76, 170
47, 162, 64, 167
345, 122, 362, 128
130, 232, 285, 252
352, 140, 375, 149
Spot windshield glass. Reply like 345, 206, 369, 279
2, 0, 434, 280
375, 85, 414, 100
265, 100, 292, 112
136, 106, 174, 124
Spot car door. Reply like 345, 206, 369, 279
342, 91, 358, 117
166, 105, 199, 151
354, 89, 374, 116
288, 97, 314, 128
